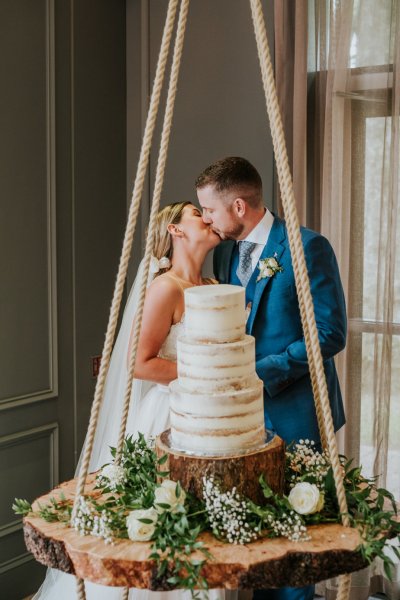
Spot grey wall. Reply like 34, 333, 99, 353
127, 0, 275, 277
0, 0, 275, 596
0, 1, 126, 597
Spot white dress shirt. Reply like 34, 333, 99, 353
239, 208, 275, 272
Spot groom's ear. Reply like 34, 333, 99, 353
232, 197, 247, 218
167, 223, 184, 238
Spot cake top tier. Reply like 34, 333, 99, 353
184, 284, 246, 343
185, 283, 245, 306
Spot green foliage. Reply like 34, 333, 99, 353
98, 433, 168, 511
37, 492, 72, 523
12, 498, 32, 516
149, 495, 211, 597
339, 457, 400, 576
13, 435, 400, 595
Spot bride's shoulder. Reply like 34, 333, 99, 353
148, 273, 182, 295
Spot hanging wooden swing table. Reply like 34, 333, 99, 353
21, 1, 399, 599
24, 473, 370, 590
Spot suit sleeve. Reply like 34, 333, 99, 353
255, 235, 347, 398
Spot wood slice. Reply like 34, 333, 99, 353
155, 429, 285, 504
23, 475, 370, 589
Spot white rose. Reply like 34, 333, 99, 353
126, 507, 158, 541
154, 479, 186, 513
288, 482, 324, 515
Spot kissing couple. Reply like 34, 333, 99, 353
35, 156, 346, 600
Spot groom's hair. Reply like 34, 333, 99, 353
195, 156, 263, 208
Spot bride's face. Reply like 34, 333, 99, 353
177, 204, 220, 250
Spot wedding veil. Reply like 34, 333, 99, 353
78, 258, 156, 474
34, 260, 158, 600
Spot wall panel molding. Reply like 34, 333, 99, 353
0, 422, 59, 552
0, 0, 58, 412
0, 551, 33, 575
0, 422, 59, 485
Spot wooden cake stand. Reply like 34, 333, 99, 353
155, 430, 286, 504
23, 474, 369, 589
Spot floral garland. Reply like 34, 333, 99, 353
14, 435, 400, 596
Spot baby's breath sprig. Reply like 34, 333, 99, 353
203, 476, 258, 545
286, 439, 330, 490
71, 496, 124, 544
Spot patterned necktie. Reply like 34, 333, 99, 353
236, 241, 257, 286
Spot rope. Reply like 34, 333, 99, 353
116, 1, 190, 591
249, 0, 351, 596
72, 1, 180, 597
116, 0, 190, 460
252, 3, 328, 449
336, 574, 352, 600
68, 0, 351, 595
76, 577, 85, 600
122, 587, 130, 600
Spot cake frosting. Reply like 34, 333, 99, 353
169, 284, 265, 454
177, 335, 256, 392
184, 284, 246, 343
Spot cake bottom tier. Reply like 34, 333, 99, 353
155, 429, 285, 505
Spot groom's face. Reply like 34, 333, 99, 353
197, 185, 245, 241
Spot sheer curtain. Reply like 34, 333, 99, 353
275, 1, 400, 598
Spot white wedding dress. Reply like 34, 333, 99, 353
34, 264, 236, 600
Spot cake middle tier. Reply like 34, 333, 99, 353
169, 378, 265, 453
177, 334, 257, 392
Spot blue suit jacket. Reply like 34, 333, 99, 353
213, 216, 347, 444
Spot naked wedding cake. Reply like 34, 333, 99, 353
169, 284, 266, 454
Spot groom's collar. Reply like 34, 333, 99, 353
238, 208, 274, 246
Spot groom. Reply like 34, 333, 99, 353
196, 156, 347, 600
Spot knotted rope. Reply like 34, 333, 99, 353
249, 0, 351, 597
72, 0, 180, 596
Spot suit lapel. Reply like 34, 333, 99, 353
219, 240, 235, 283
247, 217, 287, 334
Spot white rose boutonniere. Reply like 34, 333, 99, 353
154, 479, 186, 513
256, 255, 283, 282
126, 507, 158, 541
288, 482, 325, 515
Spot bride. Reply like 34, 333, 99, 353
34, 201, 234, 600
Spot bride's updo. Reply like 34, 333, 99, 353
152, 201, 191, 276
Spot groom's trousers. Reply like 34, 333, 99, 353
253, 585, 315, 600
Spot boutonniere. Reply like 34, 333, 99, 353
256, 254, 283, 282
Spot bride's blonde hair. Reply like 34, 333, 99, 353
152, 201, 191, 275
